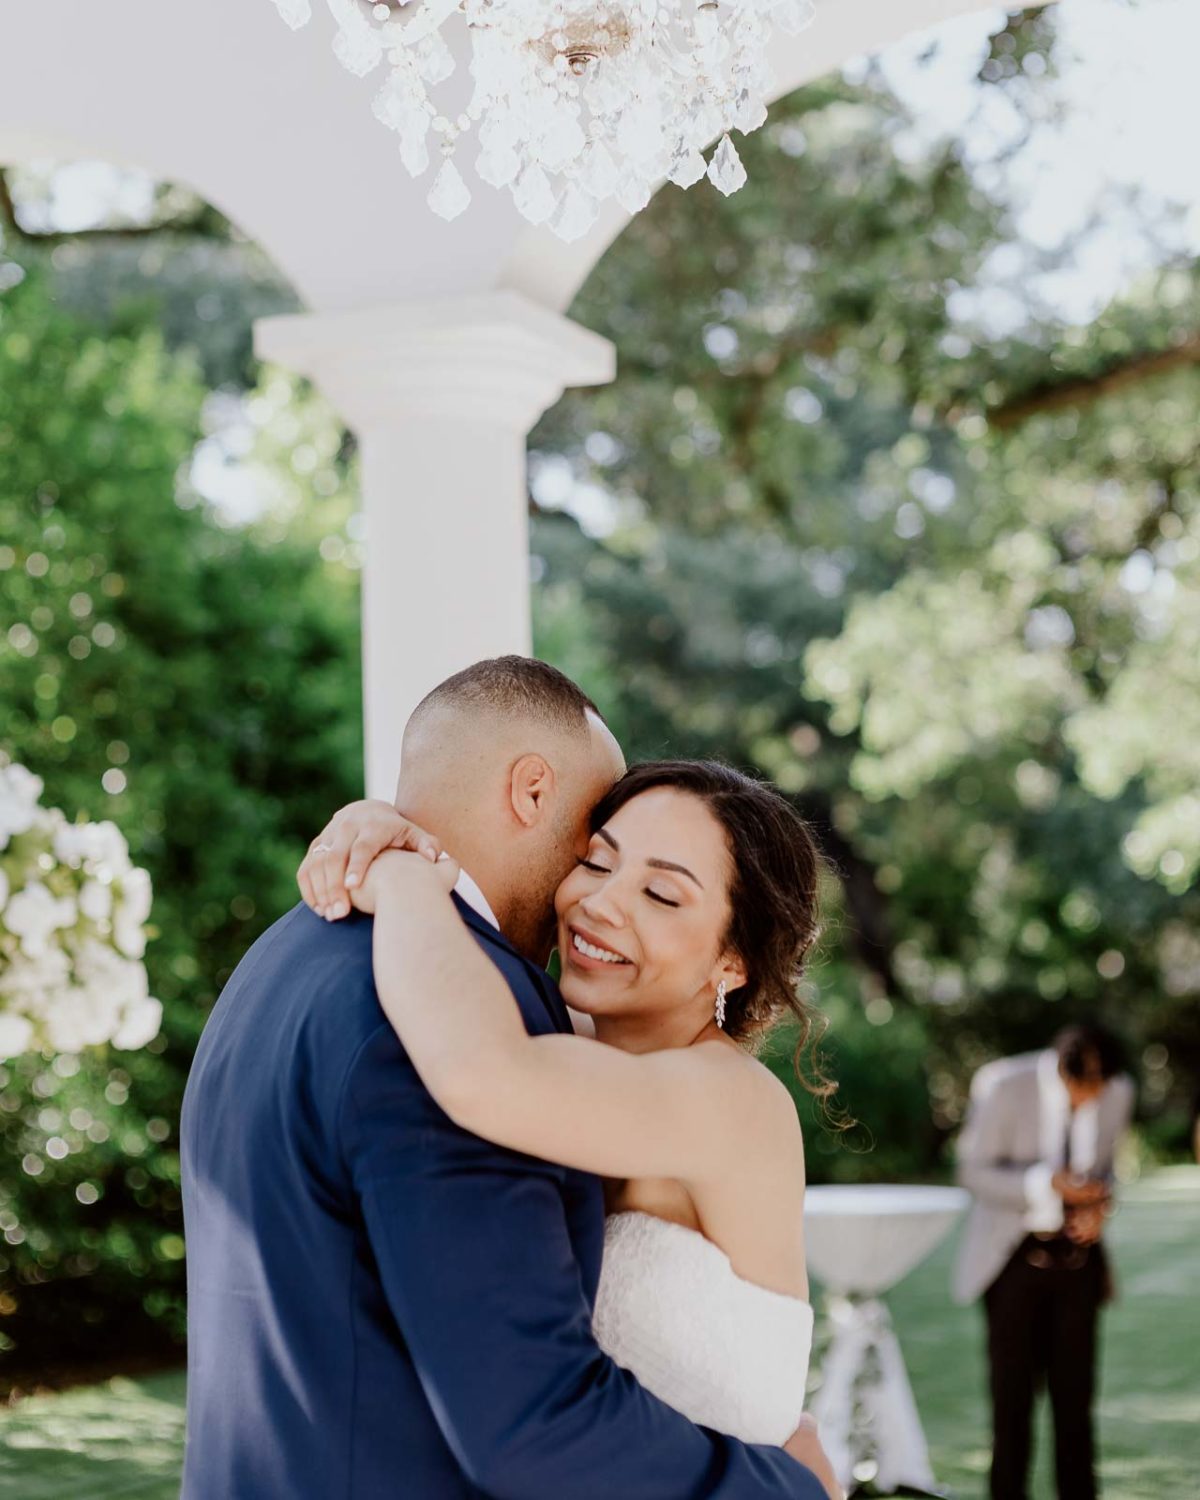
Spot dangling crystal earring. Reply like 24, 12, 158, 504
715, 978, 727, 1030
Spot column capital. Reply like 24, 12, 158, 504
254, 289, 615, 433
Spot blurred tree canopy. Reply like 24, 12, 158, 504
1, 3, 1197, 1375
529, 13, 1199, 1160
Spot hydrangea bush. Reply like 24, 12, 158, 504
0, 760, 162, 1060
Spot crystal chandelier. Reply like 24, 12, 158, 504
269, 0, 816, 241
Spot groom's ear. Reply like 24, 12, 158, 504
509, 753, 556, 828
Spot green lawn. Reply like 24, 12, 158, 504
2, 1166, 1196, 1499
0, 1370, 187, 1499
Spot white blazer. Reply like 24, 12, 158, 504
951, 1049, 1134, 1305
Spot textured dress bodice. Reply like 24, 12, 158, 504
591, 1211, 814, 1445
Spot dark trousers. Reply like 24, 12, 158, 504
983, 1235, 1107, 1500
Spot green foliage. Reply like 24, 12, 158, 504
761, 981, 941, 1185
0, 267, 362, 1368
538, 75, 997, 548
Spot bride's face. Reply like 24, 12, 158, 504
554, 786, 745, 1027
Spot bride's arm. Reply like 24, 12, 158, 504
362, 854, 770, 1184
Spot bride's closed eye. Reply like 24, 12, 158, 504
646, 889, 681, 908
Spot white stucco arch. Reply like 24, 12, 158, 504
0, 0, 1056, 791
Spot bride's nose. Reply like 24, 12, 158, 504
578, 884, 627, 930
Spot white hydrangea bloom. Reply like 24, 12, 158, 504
3, 946, 73, 1002
51, 821, 87, 867
113, 913, 148, 960
75, 936, 145, 996
118, 866, 153, 924
54, 818, 132, 876
4, 882, 77, 958
112, 996, 164, 1051
0, 1011, 35, 1060
78, 878, 114, 923
44, 984, 123, 1053
0, 763, 158, 1058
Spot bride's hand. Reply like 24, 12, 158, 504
348, 848, 461, 916
784, 1414, 844, 1500
298, 800, 443, 920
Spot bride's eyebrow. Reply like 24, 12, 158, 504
595, 828, 703, 890
648, 858, 703, 890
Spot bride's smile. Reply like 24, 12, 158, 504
566, 925, 633, 968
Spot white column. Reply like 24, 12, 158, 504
255, 292, 615, 798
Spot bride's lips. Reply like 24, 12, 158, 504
564, 923, 633, 974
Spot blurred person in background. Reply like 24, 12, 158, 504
953, 1023, 1134, 1500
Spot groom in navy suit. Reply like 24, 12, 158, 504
181, 657, 830, 1499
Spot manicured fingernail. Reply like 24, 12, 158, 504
422, 846, 438, 862
315, 905, 325, 917
345, 873, 360, 888
331, 902, 348, 919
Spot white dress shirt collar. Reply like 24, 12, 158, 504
448, 859, 500, 932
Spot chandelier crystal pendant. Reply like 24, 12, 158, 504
269, 0, 817, 241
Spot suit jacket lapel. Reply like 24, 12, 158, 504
1097, 1076, 1133, 1165
452, 893, 573, 1036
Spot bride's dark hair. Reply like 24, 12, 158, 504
588, 760, 835, 1103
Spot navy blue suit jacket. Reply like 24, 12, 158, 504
181, 896, 821, 1498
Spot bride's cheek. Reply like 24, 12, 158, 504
556, 866, 592, 913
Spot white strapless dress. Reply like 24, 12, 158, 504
591, 1211, 814, 1445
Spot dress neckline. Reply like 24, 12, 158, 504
605, 1209, 813, 1312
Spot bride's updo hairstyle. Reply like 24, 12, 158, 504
588, 760, 835, 1100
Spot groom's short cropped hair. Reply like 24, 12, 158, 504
408, 656, 602, 737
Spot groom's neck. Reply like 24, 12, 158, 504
392, 791, 514, 933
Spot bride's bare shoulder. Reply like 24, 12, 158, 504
692, 1040, 806, 1156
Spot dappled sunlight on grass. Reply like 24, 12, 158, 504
0, 1372, 186, 1500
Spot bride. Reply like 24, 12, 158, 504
303, 759, 840, 1495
